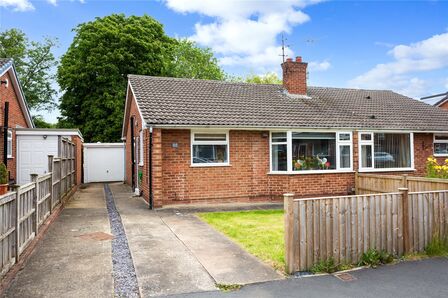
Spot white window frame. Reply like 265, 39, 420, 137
358, 131, 414, 172
434, 134, 448, 157
139, 130, 144, 166
7, 129, 13, 158
269, 130, 354, 174
190, 131, 230, 167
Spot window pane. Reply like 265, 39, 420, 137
272, 144, 287, 171
435, 143, 448, 155
339, 133, 351, 141
361, 145, 372, 168
193, 145, 227, 163
194, 133, 227, 141
271, 132, 287, 143
339, 145, 351, 168
292, 133, 336, 170
361, 133, 372, 141
374, 133, 411, 168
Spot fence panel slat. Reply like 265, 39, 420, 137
285, 189, 448, 273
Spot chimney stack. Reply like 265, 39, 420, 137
282, 56, 308, 95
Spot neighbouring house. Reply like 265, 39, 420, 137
122, 56, 448, 208
0, 58, 35, 183
421, 92, 448, 110
0, 58, 84, 186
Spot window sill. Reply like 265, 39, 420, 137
358, 168, 416, 173
434, 154, 448, 157
138, 163, 144, 166
190, 163, 231, 168
268, 170, 354, 175
7, 156, 13, 159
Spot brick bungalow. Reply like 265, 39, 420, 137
122, 56, 448, 208
0, 58, 35, 183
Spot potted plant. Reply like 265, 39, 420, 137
0, 162, 8, 195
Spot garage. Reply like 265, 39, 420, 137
83, 143, 125, 183
16, 128, 82, 185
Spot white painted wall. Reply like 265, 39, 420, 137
17, 135, 59, 185
83, 143, 125, 183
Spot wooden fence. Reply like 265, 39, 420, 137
356, 173, 448, 194
0, 138, 76, 278
284, 188, 448, 273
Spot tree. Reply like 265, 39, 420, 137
244, 72, 282, 84
0, 29, 58, 111
58, 14, 225, 142
32, 115, 56, 128
166, 39, 224, 80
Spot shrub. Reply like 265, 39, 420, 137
426, 156, 448, 179
310, 257, 338, 274
358, 249, 394, 268
0, 162, 7, 184
425, 236, 448, 257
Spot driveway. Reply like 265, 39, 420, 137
4, 183, 282, 297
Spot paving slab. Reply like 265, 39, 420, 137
4, 184, 114, 298
158, 210, 284, 285
110, 183, 216, 297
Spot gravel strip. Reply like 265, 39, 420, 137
104, 184, 140, 297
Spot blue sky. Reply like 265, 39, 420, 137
1, 0, 448, 123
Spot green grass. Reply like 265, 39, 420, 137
197, 210, 285, 271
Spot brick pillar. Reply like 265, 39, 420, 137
152, 128, 163, 208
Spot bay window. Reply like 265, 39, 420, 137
191, 132, 229, 166
270, 131, 352, 173
434, 134, 448, 156
359, 132, 413, 171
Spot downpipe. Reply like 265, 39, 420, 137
148, 126, 154, 210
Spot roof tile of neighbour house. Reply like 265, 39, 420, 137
0, 58, 13, 74
421, 92, 448, 107
128, 75, 448, 131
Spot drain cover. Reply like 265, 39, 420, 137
77, 232, 114, 241
334, 272, 357, 282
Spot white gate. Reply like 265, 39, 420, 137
83, 143, 125, 183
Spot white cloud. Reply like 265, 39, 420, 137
309, 60, 331, 71
0, 0, 34, 11
164, 0, 324, 73
350, 32, 448, 98
47, 0, 57, 5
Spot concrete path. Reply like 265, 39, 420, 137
4, 183, 282, 297
4, 184, 114, 298
110, 183, 282, 296
171, 257, 448, 298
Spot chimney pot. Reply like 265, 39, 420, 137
296, 56, 302, 62
286, 58, 293, 62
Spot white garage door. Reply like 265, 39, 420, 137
83, 143, 125, 183
17, 135, 59, 185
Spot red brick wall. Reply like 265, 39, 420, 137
124, 89, 144, 192
0, 70, 31, 182
282, 57, 308, 95
141, 130, 441, 207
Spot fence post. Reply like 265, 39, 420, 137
284, 193, 296, 274
399, 187, 410, 254
48, 155, 54, 212
31, 174, 39, 236
60, 154, 63, 200
13, 185, 20, 261
402, 174, 408, 189
355, 172, 359, 194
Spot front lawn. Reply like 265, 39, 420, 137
197, 210, 285, 271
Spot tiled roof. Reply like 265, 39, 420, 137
129, 75, 448, 131
0, 58, 13, 74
